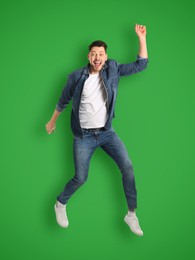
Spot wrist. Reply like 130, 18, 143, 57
138, 36, 146, 43
50, 119, 56, 125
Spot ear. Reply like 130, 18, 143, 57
87, 53, 90, 61
105, 53, 108, 61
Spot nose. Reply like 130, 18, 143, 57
95, 53, 100, 59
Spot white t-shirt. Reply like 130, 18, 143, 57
79, 73, 108, 128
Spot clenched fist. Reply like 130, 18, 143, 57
135, 24, 147, 39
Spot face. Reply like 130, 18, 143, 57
88, 46, 108, 74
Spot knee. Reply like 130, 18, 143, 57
120, 160, 134, 176
72, 175, 87, 186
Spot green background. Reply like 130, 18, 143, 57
1, 0, 195, 259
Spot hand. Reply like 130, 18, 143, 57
45, 121, 56, 134
135, 24, 147, 39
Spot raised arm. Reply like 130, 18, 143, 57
117, 24, 148, 76
135, 24, 148, 58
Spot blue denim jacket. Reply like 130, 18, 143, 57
56, 56, 148, 138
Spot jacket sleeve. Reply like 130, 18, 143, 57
117, 55, 148, 77
56, 74, 75, 112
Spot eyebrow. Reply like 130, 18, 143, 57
91, 51, 105, 53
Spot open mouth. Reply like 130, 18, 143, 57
94, 61, 102, 67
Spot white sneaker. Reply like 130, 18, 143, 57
124, 212, 143, 236
54, 201, 69, 228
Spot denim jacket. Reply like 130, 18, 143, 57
56, 56, 148, 138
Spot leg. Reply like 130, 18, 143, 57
101, 130, 143, 236
57, 135, 96, 205
101, 131, 137, 210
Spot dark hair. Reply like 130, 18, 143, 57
88, 40, 107, 52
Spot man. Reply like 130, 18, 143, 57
46, 24, 148, 236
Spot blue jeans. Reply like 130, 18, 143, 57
57, 128, 137, 209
